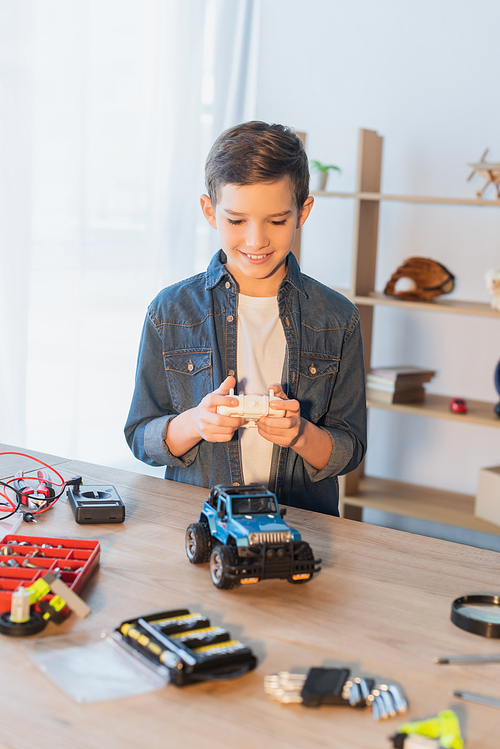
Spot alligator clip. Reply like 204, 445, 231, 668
36, 470, 56, 500
13, 471, 35, 506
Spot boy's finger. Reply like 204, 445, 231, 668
270, 396, 299, 413
268, 383, 284, 397
267, 383, 295, 410
206, 393, 239, 408
217, 375, 236, 394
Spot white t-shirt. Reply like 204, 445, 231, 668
237, 294, 286, 487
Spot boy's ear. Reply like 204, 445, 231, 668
200, 194, 217, 229
296, 195, 314, 228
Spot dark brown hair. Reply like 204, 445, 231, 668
205, 121, 310, 210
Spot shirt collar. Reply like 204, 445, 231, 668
205, 249, 307, 298
205, 250, 232, 290
279, 251, 307, 298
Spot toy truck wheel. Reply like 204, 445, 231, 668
185, 523, 211, 564
210, 546, 239, 589
287, 543, 314, 584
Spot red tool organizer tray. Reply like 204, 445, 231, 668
0, 534, 100, 613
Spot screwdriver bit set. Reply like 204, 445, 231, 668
264, 667, 408, 720
117, 608, 257, 686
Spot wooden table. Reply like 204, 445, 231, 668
1, 444, 500, 749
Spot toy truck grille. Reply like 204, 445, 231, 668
248, 531, 291, 545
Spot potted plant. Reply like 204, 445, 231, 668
310, 160, 341, 192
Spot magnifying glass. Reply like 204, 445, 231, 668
451, 594, 500, 637
494, 359, 500, 416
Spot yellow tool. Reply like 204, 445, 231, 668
397, 710, 463, 749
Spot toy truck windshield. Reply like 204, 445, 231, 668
231, 494, 277, 515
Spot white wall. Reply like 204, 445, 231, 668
254, 0, 500, 495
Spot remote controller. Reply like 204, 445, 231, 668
217, 388, 285, 427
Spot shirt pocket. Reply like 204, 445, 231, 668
164, 349, 212, 413
299, 353, 340, 422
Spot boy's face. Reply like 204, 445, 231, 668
200, 178, 313, 296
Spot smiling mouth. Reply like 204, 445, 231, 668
242, 252, 271, 260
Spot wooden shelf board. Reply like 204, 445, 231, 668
340, 475, 500, 535
311, 190, 356, 198
354, 292, 500, 317
367, 393, 500, 428
312, 190, 500, 207
360, 192, 500, 206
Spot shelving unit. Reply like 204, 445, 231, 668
310, 128, 500, 534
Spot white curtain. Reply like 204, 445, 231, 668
0, 0, 259, 471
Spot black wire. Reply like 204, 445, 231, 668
0, 481, 22, 522
0, 480, 67, 522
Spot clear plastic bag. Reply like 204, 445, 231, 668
23, 629, 170, 703
0, 511, 23, 541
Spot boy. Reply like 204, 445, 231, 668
125, 121, 366, 515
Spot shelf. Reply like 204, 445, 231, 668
323, 129, 500, 537
367, 393, 500, 428
312, 190, 500, 207
340, 475, 500, 536
354, 292, 500, 317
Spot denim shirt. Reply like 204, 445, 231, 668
124, 250, 367, 516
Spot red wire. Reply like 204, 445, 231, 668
0, 451, 67, 515
0, 452, 65, 486
0, 491, 16, 510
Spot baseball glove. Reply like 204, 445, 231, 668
384, 257, 455, 301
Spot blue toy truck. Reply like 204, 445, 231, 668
185, 484, 321, 589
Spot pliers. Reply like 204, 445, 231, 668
13, 472, 35, 506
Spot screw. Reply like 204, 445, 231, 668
6, 558, 19, 567
0, 546, 13, 556
22, 559, 40, 569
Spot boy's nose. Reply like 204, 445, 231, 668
246, 225, 269, 251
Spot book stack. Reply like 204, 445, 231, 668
366, 365, 436, 404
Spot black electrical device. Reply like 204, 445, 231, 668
67, 483, 125, 524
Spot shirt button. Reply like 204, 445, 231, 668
309, 364, 317, 374
227, 315, 234, 322
225, 281, 231, 289
228, 369, 235, 376
233, 482, 240, 486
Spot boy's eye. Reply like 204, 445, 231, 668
227, 218, 243, 225
271, 219, 287, 226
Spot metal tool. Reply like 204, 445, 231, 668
451, 690, 500, 708
264, 668, 407, 720
436, 654, 500, 664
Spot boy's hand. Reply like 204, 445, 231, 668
192, 376, 243, 442
257, 384, 333, 471
256, 384, 304, 448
